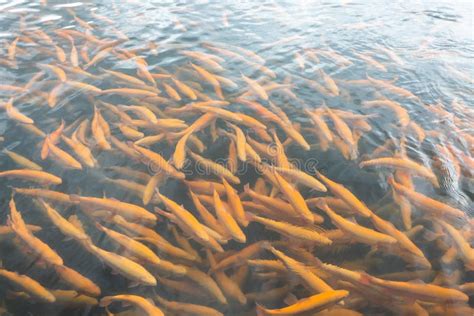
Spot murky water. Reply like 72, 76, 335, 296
0, 0, 473, 315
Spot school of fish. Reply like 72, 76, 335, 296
0, 2, 473, 316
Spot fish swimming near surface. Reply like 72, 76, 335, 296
0, 3, 472, 316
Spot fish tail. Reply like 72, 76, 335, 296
245, 211, 254, 222
99, 296, 112, 307
386, 175, 395, 186
243, 183, 252, 193
95, 222, 104, 231
153, 207, 168, 217
260, 241, 272, 250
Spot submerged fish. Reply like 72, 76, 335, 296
0, 268, 55, 303
0, 5, 472, 316
257, 290, 349, 315
100, 295, 164, 316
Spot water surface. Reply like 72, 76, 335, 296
0, 1, 473, 315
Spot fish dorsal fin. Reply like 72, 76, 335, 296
127, 281, 140, 288
346, 216, 358, 224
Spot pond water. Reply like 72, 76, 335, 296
0, 0, 473, 315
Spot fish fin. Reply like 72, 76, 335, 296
465, 263, 474, 271
133, 237, 148, 242
269, 186, 279, 198
260, 241, 272, 250
127, 281, 140, 288
182, 233, 194, 241
423, 229, 443, 242
368, 245, 380, 256
69, 194, 80, 202
115, 245, 127, 255
308, 188, 321, 194
255, 304, 267, 316
283, 293, 298, 305
34, 258, 49, 270
407, 279, 425, 285
94, 222, 104, 231
346, 216, 358, 224
100, 297, 111, 307
104, 306, 114, 316
153, 207, 169, 216
359, 272, 372, 286
92, 210, 113, 220
2, 141, 22, 153
245, 211, 254, 223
